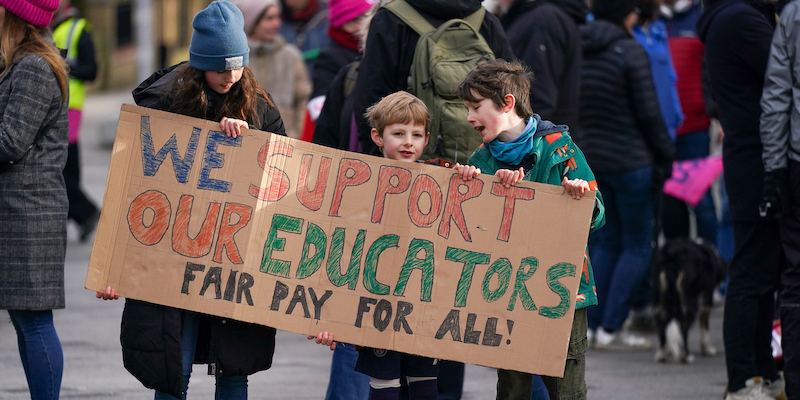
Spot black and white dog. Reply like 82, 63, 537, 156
652, 237, 727, 363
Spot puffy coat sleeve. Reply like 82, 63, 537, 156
760, 2, 798, 172
625, 42, 675, 168
258, 93, 287, 136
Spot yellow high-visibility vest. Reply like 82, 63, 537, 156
53, 17, 88, 110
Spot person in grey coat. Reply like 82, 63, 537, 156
0, 0, 71, 398
759, 0, 800, 396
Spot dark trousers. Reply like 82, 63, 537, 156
496, 309, 587, 400
777, 160, 800, 398
63, 143, 98, 224
723, 219, 782, 392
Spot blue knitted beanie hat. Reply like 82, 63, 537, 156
189, 1, 250, 71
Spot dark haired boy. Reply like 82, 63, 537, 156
455, 59, 605, 400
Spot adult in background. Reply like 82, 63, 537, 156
496, 0, 588, 140
628, 0, 683, 328
49, 0, 100, 242
233, 0, 311, 139
352, 0, 514, 157
697, 0, 786, 398
760, 0, 800, 396
311, 0, 372, 99
0, 0, 70, 398
301, 0, 374, 143
280, 0, 329, 76
579, 0, 675, 351
659, 0, 719, 249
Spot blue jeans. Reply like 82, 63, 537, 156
588, 167, 655, 331
8, 309, 63, 400
530, 375, 549, 400
325, 343, 370, 400
155, 312, 247, 400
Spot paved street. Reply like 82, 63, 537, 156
0, 90, 728, 399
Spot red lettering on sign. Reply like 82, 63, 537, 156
128, 190, 171, 245
297, 154, 332, 211
490, 183, 535, 242
372, 166, 411, 223
329, 158, 371, 217
439, 175, 483, 242
408, 174, 443, 227
213, 202, 252, 264
172, 195, 221, 257
249, 141, 293, 201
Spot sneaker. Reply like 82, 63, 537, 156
587, 328, 595, 349
763, 377, 786, 400
80, 209, 101, 243
594, 328, 653, 352
725, 377, 774, 400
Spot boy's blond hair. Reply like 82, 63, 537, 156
365, 91, 430, 135
457, 59, 533, 119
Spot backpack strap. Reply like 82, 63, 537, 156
462, 7, 486, 32
342, 60, 360, 98
384, 0, 486, 35
383, 0, 435, 35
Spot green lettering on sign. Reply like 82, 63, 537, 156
446, 247, 490, 307
326, 227, 365, 289
260, 214, 303, 277
363, 234, 398, 295
394, 239, 434, 301
296, 223, 326, 279
508, 257, 538, 311
539, 262, 576, 319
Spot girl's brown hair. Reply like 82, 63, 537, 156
0, 11, 69, 101
168, 64, 273, 126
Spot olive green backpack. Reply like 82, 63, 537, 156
384, 0, 495, 164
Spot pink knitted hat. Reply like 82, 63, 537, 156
0, 0, 59, 27
328, 0, 374, 29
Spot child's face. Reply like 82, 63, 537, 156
464, 95, 514, 143
371, 123, 429, 163
205, 69, 243, 94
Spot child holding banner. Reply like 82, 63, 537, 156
96, 1, 286, 399
311, 91, 440, 400
454, 59, 605, 400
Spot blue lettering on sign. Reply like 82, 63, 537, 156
140, 115, 201, 184
198, 130, 242, 192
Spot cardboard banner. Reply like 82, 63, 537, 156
663, 155, 724, 206
86, 105, 596, 377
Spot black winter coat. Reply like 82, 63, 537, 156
313, 59, 359, 151
500, 0, 587, 137
697, 0, 775, 221
311, 40, 359, 99
123, 62, 282, 398
353, 0, 515, 155
577, 20, 675, 173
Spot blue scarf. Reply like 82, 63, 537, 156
487, 117, 537, 166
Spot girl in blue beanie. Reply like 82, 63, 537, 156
97, 1, 287, 399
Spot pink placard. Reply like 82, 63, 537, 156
662, 155, 723, 206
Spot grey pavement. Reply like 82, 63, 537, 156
0, 90, 727, 399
